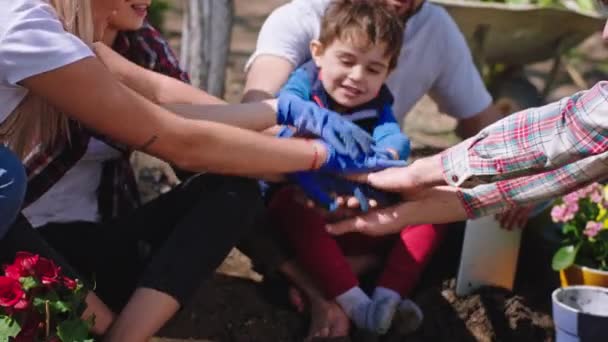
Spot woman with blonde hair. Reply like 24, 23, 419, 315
0, 0, 399, 341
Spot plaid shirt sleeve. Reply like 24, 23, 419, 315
439, 81, 608, 218
457, 152, 608, 218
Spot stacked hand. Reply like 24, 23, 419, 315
288, 172, 401, 212
277, 93, 374, 158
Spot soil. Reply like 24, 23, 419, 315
139, 1, 608, 341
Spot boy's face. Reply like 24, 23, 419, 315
311, 39, 391, 108
108, 0, 152, 32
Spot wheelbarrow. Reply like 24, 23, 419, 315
429, 0, 606, 108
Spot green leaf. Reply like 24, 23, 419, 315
57, 318, 93, 342
0, 315, 21, 342
562, 223, 578, 235
552, 245, 580, 271
20, 276, 38, 291
33, 296, 72, 315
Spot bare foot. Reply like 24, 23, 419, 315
306, 298, 351, 340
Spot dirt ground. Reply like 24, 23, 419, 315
138, 1, 608, 341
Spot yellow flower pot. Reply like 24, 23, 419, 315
560, 264, 608, 287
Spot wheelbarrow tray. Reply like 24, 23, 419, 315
430, 0, 605, 65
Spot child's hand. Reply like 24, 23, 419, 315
277, 93, 374, 158
318, 141, 407, 174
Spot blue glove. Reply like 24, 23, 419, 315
290, 172, 399, 212
375, 133, 411, 161
277, 93, 374, 158
276, 127, 405, 176
318, 140, 407, 174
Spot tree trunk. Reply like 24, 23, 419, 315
181, 0, 234, 98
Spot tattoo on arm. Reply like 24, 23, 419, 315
138, 135, 158, 152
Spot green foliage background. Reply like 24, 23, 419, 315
148, 0, 171, 32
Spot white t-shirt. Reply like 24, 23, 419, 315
0, 0, 93, 122
22, 139, 122, 228
0, 0, 119, 227
246, 0, 492, 122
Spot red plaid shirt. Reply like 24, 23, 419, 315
24, 22, 189, 221
441, 81, 608, 218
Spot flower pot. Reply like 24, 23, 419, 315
552, 286, 608, 342
559, 264, 608, 287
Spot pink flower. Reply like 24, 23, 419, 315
584, 221, 603, 238
551, 203, 579, 223
563, 192, 580, 206
590, 191, 603, 204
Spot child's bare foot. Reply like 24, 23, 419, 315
306, 298, 351, 340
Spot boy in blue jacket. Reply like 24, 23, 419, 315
269, 0, 425, 335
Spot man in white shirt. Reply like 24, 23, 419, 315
243, 0, 502, 136
241, 0, 507, 338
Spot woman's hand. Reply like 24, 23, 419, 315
347, 154, 445, 195
325, 186, 468, 236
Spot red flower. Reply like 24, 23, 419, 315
0, 276, 26, 308
35, 258, 60, 286
3, 252, 40, 280
3, 264, 26, 281
13, 252, 39, 274
61, 276, 77, 291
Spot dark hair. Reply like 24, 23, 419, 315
318, 0, 405, 70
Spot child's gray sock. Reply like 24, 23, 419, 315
336, 287, 372, 331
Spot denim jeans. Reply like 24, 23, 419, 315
0, 146, 26, 239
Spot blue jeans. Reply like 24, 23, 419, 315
0, 146, 26, 239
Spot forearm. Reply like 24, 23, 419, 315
242, 55, 294, 103
172, 120, 326, 175
165, 100, 278, 131
93, 42, 223, 105
23, 57, 325, 176
326, 186, 467, 236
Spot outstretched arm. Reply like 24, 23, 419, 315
21, 56, 324, 175
92, 42, 224, 106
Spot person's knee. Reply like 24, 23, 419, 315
0, 147, 26, 238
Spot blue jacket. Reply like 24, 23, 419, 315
280, 61, 410, 160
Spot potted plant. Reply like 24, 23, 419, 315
0, 252, 93, 341
551, 183, 608, 287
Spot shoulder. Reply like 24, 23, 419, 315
407, 3, 470, 59
272, 0, 329, 19
418, 3, 466, 44
1, 0, 61, 37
